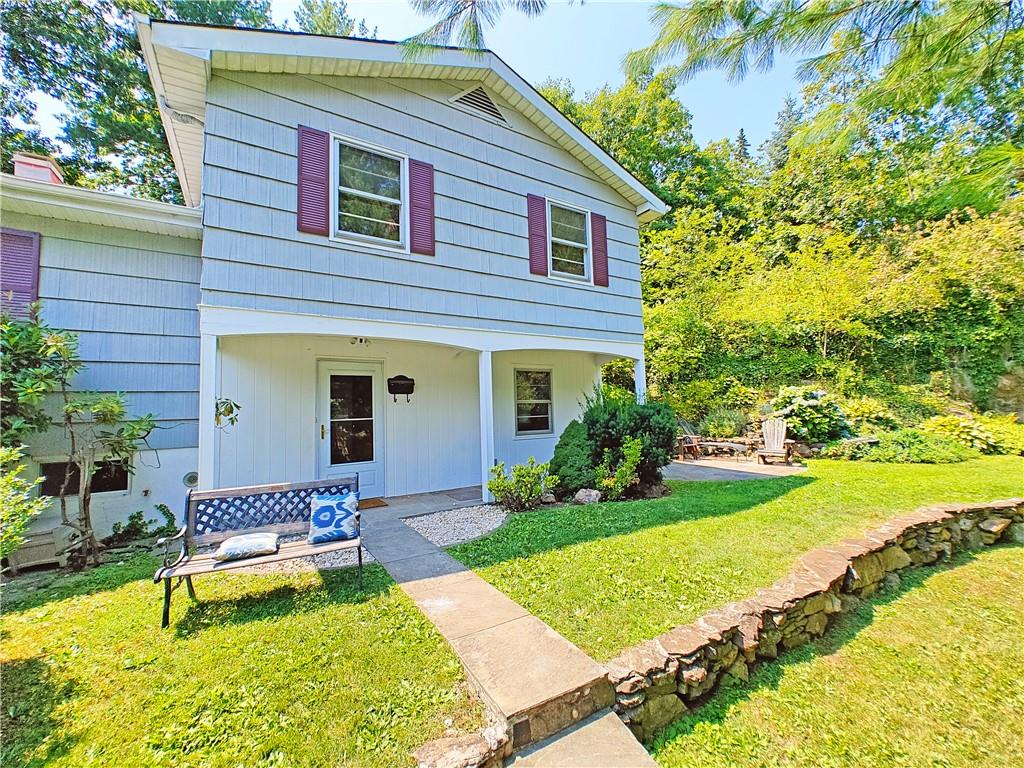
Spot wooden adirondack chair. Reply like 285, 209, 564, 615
756, 418, 793, 464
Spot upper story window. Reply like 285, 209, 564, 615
335, 138, 406, 247
549, 202, 590, 280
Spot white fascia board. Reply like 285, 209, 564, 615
199, 304, 644, 360
0, 173, 203, 237
142, 19, 669, 220
135, 13, 200, 208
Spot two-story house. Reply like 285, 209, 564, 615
0, 17, 667, 541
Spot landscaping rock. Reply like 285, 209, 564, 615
633, 694, 686, 741
573, 489, 602, 505
1006, 522, 1024, 544
978, 517, 1011, 537
413, 722, 509, 768
539, 492, 557, 505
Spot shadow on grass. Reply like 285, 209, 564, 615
649, 546, 1015, 752
0, 656, 78, 767
450, 475, 814, 569
172, 563, 392, 637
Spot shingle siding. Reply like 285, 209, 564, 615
201, 72, 644, 343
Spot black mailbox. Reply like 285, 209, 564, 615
387, 375, 415, 402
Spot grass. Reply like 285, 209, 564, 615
652, 546, 1024, 767
451, 456, 1024, 660
0, 558, 484, 768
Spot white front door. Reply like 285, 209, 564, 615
317, 360, 385, 498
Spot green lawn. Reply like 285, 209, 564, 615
451, 456, 1024, 660
652, 545, 1024, 767
0, 559, 484, 768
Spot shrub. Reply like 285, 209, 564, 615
549, 420, 596, 496
861, 429, 977, 464
595, 436, 642, 501
582, 389, 677, 487
976, 413, 1024, 455
770, 386, 849, 442
842, 396, 899, 434
101, 504, 179, 547
919, 414, 1004, 454
698, 407, 747, 438
487, 458, 559, 513
0, 446, 49, 559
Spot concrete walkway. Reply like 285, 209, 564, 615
664, 457, 806, 482
361, 515, 655, 765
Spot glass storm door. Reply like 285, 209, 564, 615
317, 361, 384, 497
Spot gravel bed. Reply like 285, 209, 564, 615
404, 504, 507, 547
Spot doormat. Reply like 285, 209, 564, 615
359, 498, 388, 510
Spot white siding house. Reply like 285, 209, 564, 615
0, 17, 667, 536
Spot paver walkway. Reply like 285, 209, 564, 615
664, 457, 806, 482
362, 515, 656, 765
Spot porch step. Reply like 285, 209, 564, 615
506, 710, 657, 767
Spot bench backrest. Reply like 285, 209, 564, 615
185, 477, 359, 547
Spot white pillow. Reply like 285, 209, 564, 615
212, 532, 280, 562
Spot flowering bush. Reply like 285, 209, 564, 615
769, 386, 850, 442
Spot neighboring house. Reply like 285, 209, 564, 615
0, 17, 667, 537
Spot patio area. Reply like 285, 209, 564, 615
663, 458, 806, 482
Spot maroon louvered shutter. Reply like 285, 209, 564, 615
591, 212, 609, 287
297, 125, 330, 236
1, 228, 40, 317
408, 159, 435, 256
527, 194, 548, 275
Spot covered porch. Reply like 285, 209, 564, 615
198, 306, 647, 500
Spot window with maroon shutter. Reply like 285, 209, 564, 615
591, 212, 609, 287
408, 159, 435, 255
1, 228, 40, 317
297, 125, 330, 236
527, 194, 548, 275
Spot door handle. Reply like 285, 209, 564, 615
320, 424, 326, 440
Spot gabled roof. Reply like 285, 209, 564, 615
133, 15, 670, 222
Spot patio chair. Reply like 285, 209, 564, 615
756, 418, 793, 464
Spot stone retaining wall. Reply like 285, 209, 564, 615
606, 498, 1024, 742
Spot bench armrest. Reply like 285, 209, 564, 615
154, 526, 189, 582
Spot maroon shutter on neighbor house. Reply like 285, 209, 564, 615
591, 212, 609, 287
408, 159, 435, 256
527, 194, 548, 275
0, 228, 40, 317
297, 125, 330, 236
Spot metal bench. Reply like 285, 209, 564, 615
154, 477, 361, 628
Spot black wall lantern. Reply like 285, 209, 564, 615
387, 375, 415, 402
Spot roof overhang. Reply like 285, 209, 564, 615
0, 173, 203, 238
134, 16, 670, 222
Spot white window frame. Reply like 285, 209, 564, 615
547, 199, 592, 283
34, 457, 131, 498
514, 368, 554, 437
330, 133, 410, 254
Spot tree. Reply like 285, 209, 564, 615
1, 445, 50, 560
404, 0, 546, 54
294, 0, 376, 37
761, 96, 801, 171
734, 128, 749, 160
0, 0, 276, 203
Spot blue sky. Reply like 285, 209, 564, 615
33, 1, 803, 151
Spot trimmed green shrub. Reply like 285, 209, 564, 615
770, 386, 850, 442
862, 429, 977, 464
582, 390, 677, 488
595, 436, 642, 501
549, 420, 595, 496
488, 458, 559, 513
698, 407, 747, 438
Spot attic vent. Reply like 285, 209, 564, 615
450, 86, 507, 124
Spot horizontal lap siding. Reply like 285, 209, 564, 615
202, 73, 645, 343
5, 213, 201, 451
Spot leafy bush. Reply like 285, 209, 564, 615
842, 396, 899, 434
0, 446, 49, 559
920, 414, 1004, 454
582, 389, 677, 487
770, 386, 850, 442
595, 436, 642, 501
975, 413, 1024, 455
102, 504, 179, 547
549, 420, 595, 496
698, 407, 747, 438
487, 458, 559, 513
861, 429, 977, 464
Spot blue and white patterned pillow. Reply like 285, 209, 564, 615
308, 491, 360, 544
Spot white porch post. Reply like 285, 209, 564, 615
197, 333, 219, 490
634, 356, 648, 404
478, 350, 495, 502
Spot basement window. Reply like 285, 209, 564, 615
39, 461, 129, 496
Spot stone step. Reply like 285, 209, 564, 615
506, 710, 658, 767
